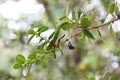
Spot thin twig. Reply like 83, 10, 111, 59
63, 18, 118, 43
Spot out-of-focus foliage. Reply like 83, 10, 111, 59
0, 0, 120, 80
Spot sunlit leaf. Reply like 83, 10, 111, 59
90, 15, 96, 24
82, 29, 95, 39
115, 3, 119, 15
60, 22, 74, 30
59, 15, 67, 20
41, 56, 48, 68
28, 52, 36, 60
13, 63, 22, 69
37, 26, 48, 33
81, 17, 91, 28
27, 34, 34, 44
28, 30, 35, 34
108, 2, 115, 14
109, 25, 116, 37
16, 54, 25, 64
68, 41, 75, 50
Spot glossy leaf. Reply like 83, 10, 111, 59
108, 3, 115, 14
37, 26, 48, 33
16, 54, 25, 64
28, 30, 35, 34
81, 17, 91, 28
13, 63, 22, 69
68, 41, 75, 50
82, 29, 95, 39
28, 53, 36, 60
60, 22, 74, 30
27, 34, 34, 44
41, 56, 48, 68
109, 25, 116, 37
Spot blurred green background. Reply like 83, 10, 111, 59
0, 0, 120, 80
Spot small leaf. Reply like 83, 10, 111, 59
16, 54, 25, 64
108, 3, 115, 14
37, 26, 48, 34
27, 34, 34, 44
115, 3, 119, 15
28, 53, 36, 60
78, 8, 82, 19
48, 31, 55, 40
28, 30, 35, 34
60, 22, 74, 30
89, 77, 95, 80
68, 41, 75, 50
41, 56, 48, 68
39, 37, 44, 43
98, 30, 102, 37
90, 15, 96, 24
59, 15, 67, 20
39, 42, 46, 49
82, 29, 95, 39
58, 34, 65, 45
109, 76, 116, 80
59, 47, 64, 55
81, 17, 91, 28
13, 63, 22, 69
109, 25, 116, 37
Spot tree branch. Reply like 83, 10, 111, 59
64, 18, 118, 43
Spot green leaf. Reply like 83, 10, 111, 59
114, 3, 119, 15
58, 34, 65, 45
60, 22, 74, 30
28, 52, 36, 60
41, 56, 48, 68
108, 3, 115, 14
27, 34, 34, 44
59, 15, 67, 20
48, 31, 55, 40
78, 8, 82, 19
28, 30, 35, 34
68, 41, 75, 50
90, 15, 96, 24
13, 63, 22, 69
98, 30, 102, 37
109, 76, 116, 80
82, 29, 95, 39
89, 77, 95, 80
81, 17, 91, 28
16, 54, 25, 64
109, 25, 116, 37
37, 26, 48, 33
